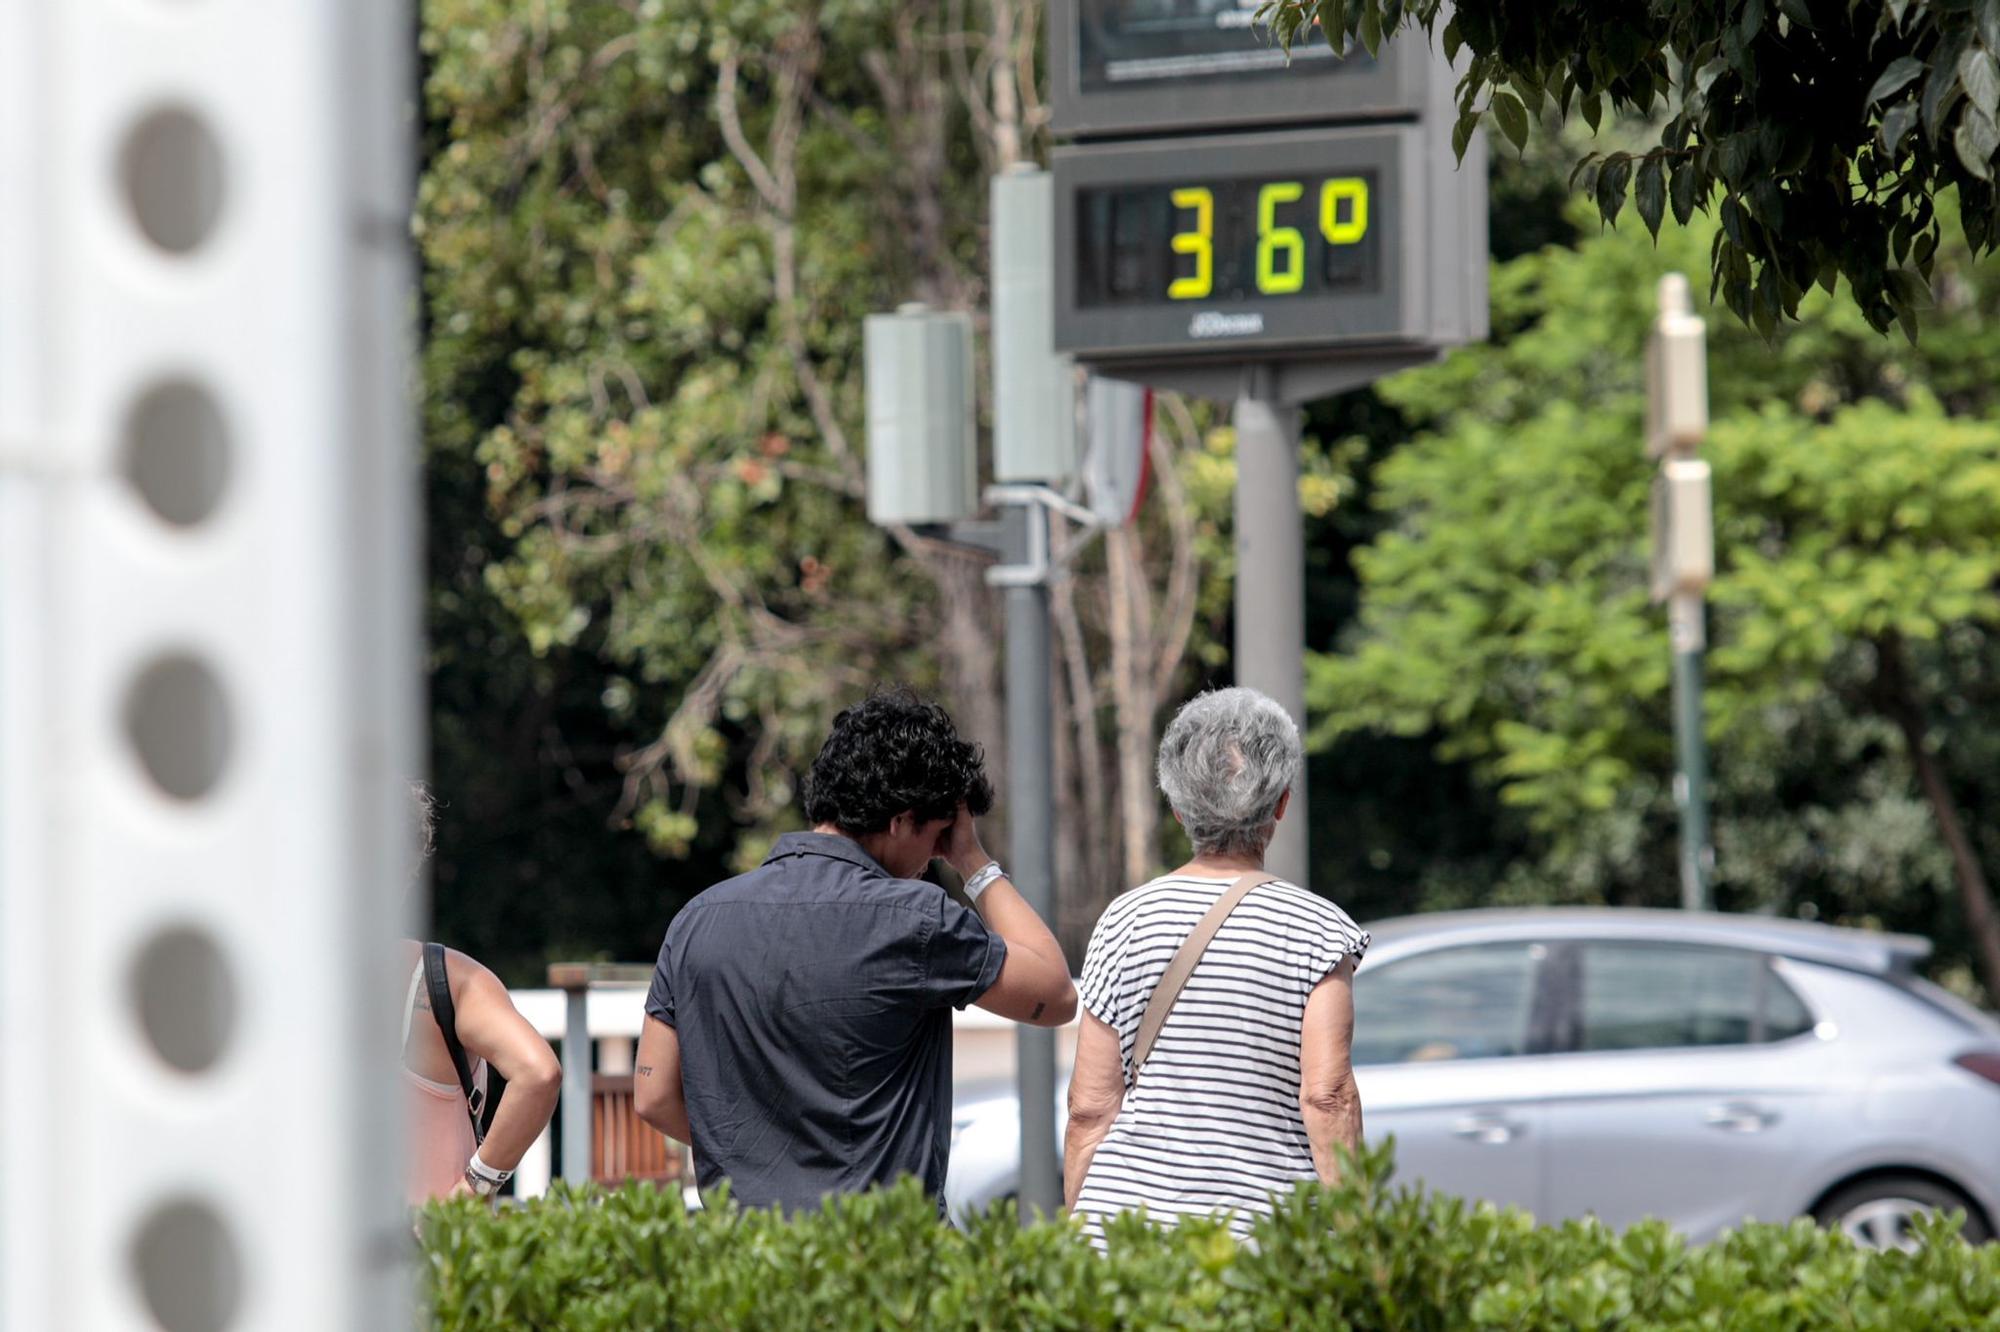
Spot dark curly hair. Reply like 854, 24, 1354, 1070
802, 687, 994, 835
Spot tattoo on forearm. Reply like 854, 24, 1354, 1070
1031, 1002, 1045, 1021
637, 1065, 654, 1077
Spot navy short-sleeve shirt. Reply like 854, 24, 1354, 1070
646, 832, 1006, 1213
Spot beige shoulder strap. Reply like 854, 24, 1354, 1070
1129, 871, 1276, 1084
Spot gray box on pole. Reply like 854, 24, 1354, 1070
992, 168, 1078, 484
865, 305, 978, 525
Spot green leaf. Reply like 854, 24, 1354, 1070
1581, 92, 1604, 132
1924, 37, 1970, 143
1955, 108, 1999, 178
1719, 134, 1752, 184
1983, 0, 2000, 54
1359, 0, 1382, 56
1441, 15, 1463, 62
1317, 0, 1349, 46
1491, 90, 1530, 153
1740, 0, 1766, 42
1635, 154, 1666, 238
1720, 194, 1749, 247
1881, 101, 1919, 155
1451, 111, 1475, 161
1670, 161, 1699, 225
1595, 154, 1632, 224
1866, 55, 1926, 105
1963, 47, 2000, 120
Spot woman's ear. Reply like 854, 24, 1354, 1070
1273, 788, 1292, 824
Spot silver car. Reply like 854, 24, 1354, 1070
947, 908, 2000, 1248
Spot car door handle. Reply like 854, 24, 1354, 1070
1451, 1114, 1524, 1145
1704, 1102, 1778, 1133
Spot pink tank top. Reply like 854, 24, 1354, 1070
402, 960, 481, 1204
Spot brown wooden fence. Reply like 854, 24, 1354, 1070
590, 1073, 683, 1188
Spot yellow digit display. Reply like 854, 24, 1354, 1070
1320, 177, 1369, 245
1167, 187, 1213, 300
1255, 181, 1305, 295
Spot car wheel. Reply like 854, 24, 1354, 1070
1813, 1176, 1991, 1251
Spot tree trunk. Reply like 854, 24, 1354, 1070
1051, 550, 1112, 950
1879, 637, 2000, 1001
1107, 526, 1159, 889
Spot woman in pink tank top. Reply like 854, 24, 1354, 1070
399, 941, 561, 1204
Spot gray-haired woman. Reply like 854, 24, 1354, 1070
1064, 687, 1368, 1244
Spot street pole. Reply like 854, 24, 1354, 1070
1670, 592, 1712, 911
989, 166, 1070, 1221
1001, 500, 1062, 1219
1232, 369, 1310, 887
1647, 273, 1714, 911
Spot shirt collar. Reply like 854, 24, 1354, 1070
764, 830, 889, 876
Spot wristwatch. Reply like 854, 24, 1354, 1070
464, 1153, 512, 1197
961, 861, 1006, 902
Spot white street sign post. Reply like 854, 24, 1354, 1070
1647, 273, 1715, 912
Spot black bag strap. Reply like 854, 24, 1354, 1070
423, 942, 487, 1145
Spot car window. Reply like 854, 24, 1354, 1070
1577, 943, 1812, 1051
1762, 966, 1816, 1041
1351, 943, 1541, 1066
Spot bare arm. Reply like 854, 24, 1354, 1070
447, 951, 562, 1173
633, 1015, 691, 1145
942, 806, 1076, 1027
967, 874, 1078, 1026
1299, 955, 1361, 1187
1063, 1012, 1125, 1210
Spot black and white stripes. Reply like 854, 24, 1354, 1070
1072, 874, 1368, 1243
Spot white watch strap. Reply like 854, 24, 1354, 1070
467, 1150, 512, 1187
962, 862, 1005, 901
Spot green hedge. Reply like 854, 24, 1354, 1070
418, 1145, 1999, 1330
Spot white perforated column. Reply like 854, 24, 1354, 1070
0, 1, 419, 1329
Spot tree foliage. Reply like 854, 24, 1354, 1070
418, 0, 1246, 967
1266, 0, 2000, 340
1310, 199, 2000, 999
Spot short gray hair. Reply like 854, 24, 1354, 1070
1156, 688, 1302, 858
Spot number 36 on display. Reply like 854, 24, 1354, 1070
1166, 178, 1370, 301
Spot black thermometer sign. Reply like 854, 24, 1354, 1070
1073, 171, 1381, 309
1054, 127, 1424, 359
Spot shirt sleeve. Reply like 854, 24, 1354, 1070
922, 892, 1007, 1010
644, 928, 676, 1027
1076, 905, 1128, 1032
1306, 902, 1370, 986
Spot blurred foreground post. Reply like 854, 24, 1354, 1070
2, 0, 419, 1325
1647, 273, 1715, 911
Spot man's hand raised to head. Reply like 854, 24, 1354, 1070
937, 802, 993, 879
946, 802, 1077, 1028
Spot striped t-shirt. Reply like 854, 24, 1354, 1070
1071, 873, 1368, 1243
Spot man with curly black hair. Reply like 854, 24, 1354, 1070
635, 688, 1076, 1214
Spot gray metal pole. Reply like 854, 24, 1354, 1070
1670, 591, 1713, 911
560, 984, 592, 1183
1232, 380, 1310, 887
1005, 500, 1063, 1220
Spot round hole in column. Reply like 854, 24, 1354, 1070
123, 380, 230, 527
120, 107, 225, 255
124, 654, 232, 801
132, 925, 235, 1074
131, 1198, 241, 1332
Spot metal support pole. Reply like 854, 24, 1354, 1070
1670, 591, 1713, 911
561, 984, 592, 1183
1232, 376, 1310, 887
1004, 500, 1063, 1220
